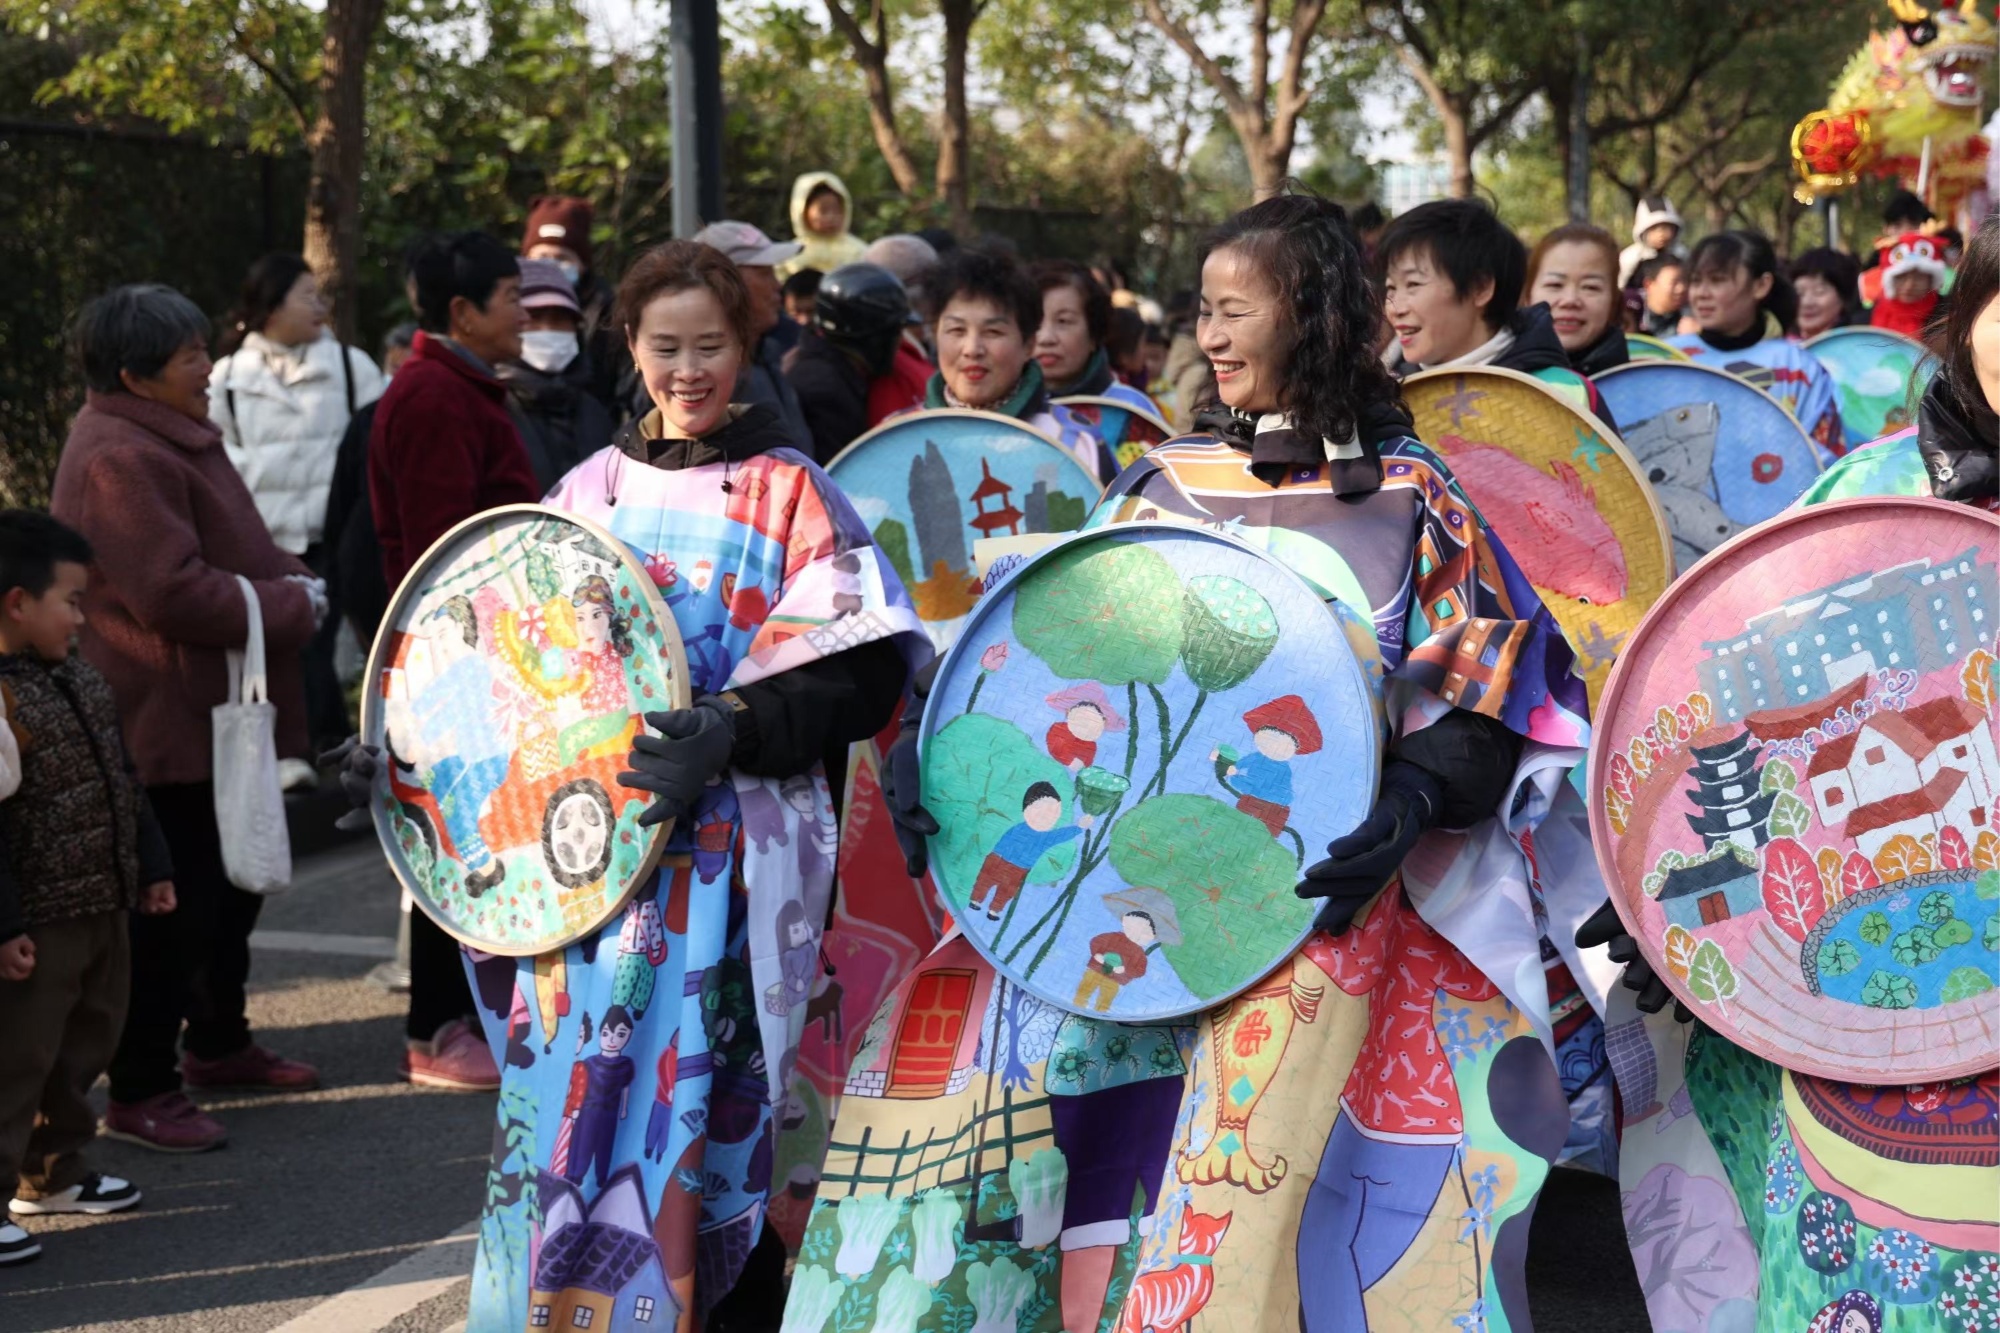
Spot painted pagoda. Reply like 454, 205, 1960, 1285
968, 459, 1025, 538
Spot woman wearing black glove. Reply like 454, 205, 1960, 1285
1591, 217, 2000, 1328
794, 189, 1592, 1332
340, 241, 924, 1327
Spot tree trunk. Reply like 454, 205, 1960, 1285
303, 0, 386, 342
1440, 96, 1475, 198
824, 2, 923, 196
937, 0, 977, 233
1247, 134, 1286, 201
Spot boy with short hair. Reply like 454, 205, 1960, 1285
782, 268, 823, 326
968, 782, 1093, 920
0, 511, 174, 1265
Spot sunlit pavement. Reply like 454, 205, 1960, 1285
5, 835, 1650, 1332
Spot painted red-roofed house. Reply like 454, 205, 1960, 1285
1805, 695, 1996, 855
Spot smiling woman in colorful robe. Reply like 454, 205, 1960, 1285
808, 189, 1595, 1333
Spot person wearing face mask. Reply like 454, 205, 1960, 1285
365, 230, 538, 1095
1670, 230, 1845, 459
520, 195, 625, 416
497, 259, 612, 491
1378, 199, 1614, 425
1525, 223, 1629, 404
1578, 214, 2000, 1333
343, 238, 922, 1328
208, 253, 385, 763
838, 191, 1592, 1333
922, 247, 1115, 481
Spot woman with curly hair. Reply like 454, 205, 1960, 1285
801, 189, 1594, 1332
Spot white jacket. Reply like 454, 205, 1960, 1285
210, 330, 386, 554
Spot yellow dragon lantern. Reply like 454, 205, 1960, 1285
1792, 0, 1995, 212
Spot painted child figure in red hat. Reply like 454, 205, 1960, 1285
1044, 682, 1128, 772
1868, 233, 1947, 339
1212, 693, 1323, 837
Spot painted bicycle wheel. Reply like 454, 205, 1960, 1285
1588, 496, 2000, 1082
362, 504, 689, 955
918, 523, 1379, 1022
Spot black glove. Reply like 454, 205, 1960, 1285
1576, 900, 1694, 1023
620, 697, 737, 829
1297, 760, 1442, 935
319, 735, 381, 833
881, 656, 943, 878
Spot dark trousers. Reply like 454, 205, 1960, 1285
107, 783, 263, 1103
0, 910, 129, 1198
406, 906, 474, 1042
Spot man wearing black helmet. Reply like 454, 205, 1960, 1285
784, 262, 914, 464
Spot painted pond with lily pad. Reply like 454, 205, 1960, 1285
1805, 869, 1999, 1011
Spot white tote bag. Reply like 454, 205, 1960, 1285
213, 574, 292, 893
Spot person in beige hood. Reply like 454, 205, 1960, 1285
778, 172, 867, 279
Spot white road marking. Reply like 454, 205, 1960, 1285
265, 1219, 478, 1333
250, 929, 398, 958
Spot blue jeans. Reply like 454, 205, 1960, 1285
428, 754, 510, 869
1296, 1113, 1458, 1331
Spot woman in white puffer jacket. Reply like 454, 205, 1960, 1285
211, 253, 387, 761
209, 254, 386, 557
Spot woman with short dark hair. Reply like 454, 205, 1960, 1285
924, 248, 1115, 480
1788, 246, 1864, 341
834, 190, 1590, 1331
421, 236, 923, 1325
52, 283, 324, 1154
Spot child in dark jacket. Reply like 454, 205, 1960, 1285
0, 511, 174, 1266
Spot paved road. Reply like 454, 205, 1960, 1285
6, 835, 1652, 1332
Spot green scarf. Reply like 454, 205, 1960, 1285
924, 359, 1046, 420
1048, 347, 1115, 398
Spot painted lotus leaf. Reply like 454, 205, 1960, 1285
1179, 575, 1279, 692
1932, 916, 1975, 948
1010, 539, 1183, 685
1815, 937, 1861, 978
1890, 925, 1940, 966
1918, 889, 1957, 924
1858, 910, 1893, 945
1981, 869, 2000, 900
1941, 966, 1994, 1003
1860, 969, 1918, 1009
1767, 791, 1812, 839
924, 712, 1077, 899
1107, 793, 1303, 991
1986, 916, 1999, 951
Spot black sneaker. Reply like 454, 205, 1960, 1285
0, 1222, 40, 1264
10, 1172, 142, 1216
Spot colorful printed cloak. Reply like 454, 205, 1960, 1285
782, 434, 1606, 1333
1604, 428, 2000, 1333
1669, 330, 1846, 463
464, 442, 924, 1332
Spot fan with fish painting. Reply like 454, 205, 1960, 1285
1403, 366, 1674, 708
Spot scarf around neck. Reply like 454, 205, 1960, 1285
925, 358, 1048, 421
1193, 400, 1414, 496
1048, 347, 1115, 398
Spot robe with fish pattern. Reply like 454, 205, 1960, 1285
464, 443, 924, 1332
1603, 427, 2000, 1333
781, 432, 1605, 1333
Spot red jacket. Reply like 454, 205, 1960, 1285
51, 392, 316, 784
865, 336, 932, 428
368, 331, 539, 587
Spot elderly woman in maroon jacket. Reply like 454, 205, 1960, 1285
51, 283, 323, 1155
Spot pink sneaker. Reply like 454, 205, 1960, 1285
181, 1044, 321, 1092
402, 1019, 501, 1092
102, 1093, 226, 1153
